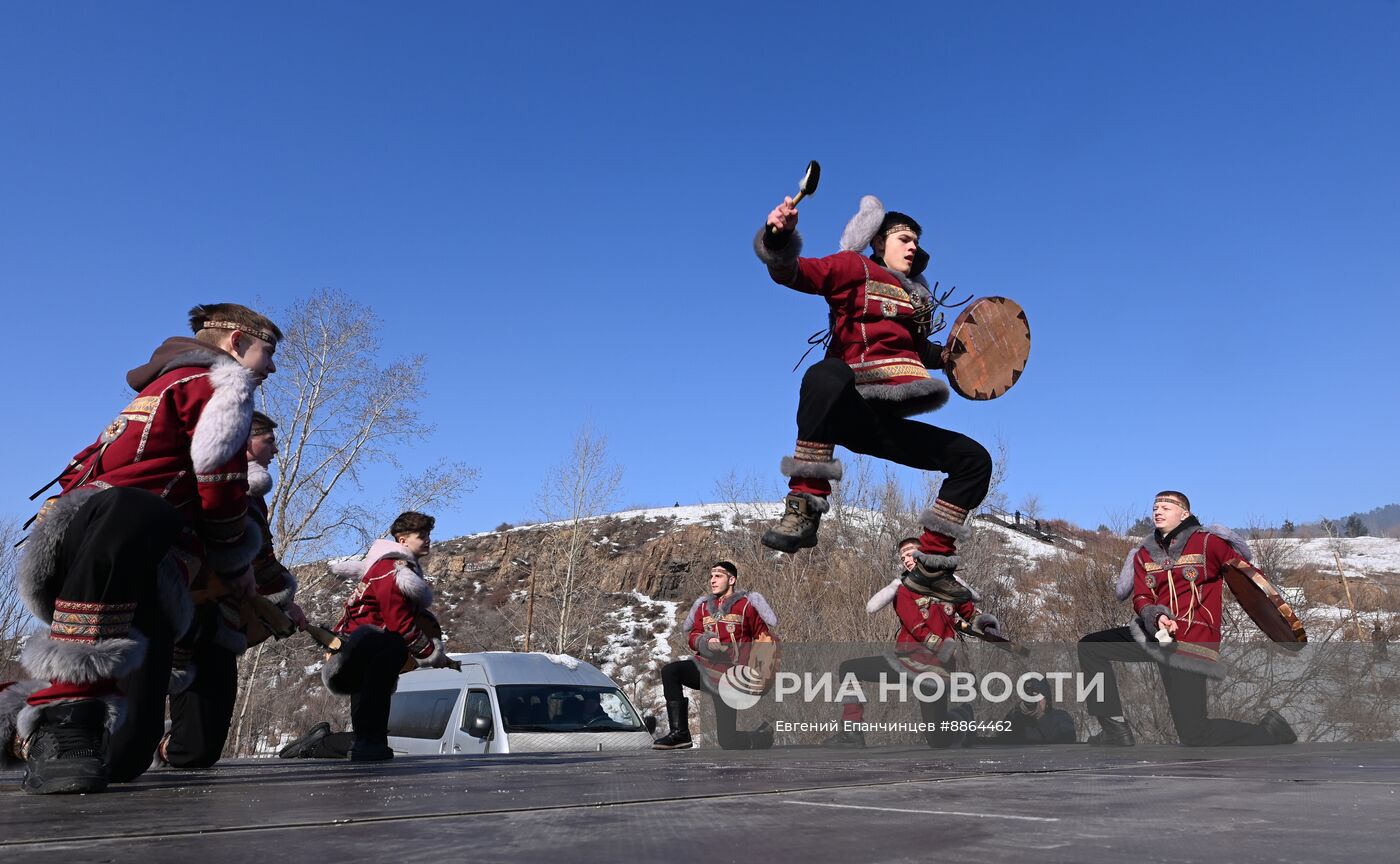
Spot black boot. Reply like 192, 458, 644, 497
761, 494, 826, 553
1259, 709, 1297, 745
823, 729, 865, 748
750, 720, 775, 750
901, 560, 973, 603
1087, 716, 1136, 746
22, 701, 109, 795
278, 721, 332, 759
652, 699, 693, 750
349, 735, 394, 762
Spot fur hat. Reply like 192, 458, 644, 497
838, 195, 930, 277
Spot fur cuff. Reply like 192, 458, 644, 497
416, 639, 448, 669
753, 226, 803, 269
867, 578, 902, 614
1139, 605, 1173, 633
0, 681, 46, 768
204, 515, 263, 575
1126, 617, 1227, 680
169, 665, 197, 696
17, 487, 102, 623
919, 508, 971, 541
780, 455, 844, 481
972, 612, 1001, 638
247, 461, 273, 497
190, 359, 255, 474
261, 572, 297, 609
913, 550, 961, 571
855, 377, 950, 416
21, 630, 148, 685
791, 492, 831, 514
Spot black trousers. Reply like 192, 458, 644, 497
795, 358, 992, 509
164, 607, 240, 769
58, 489, 183, 782
660, 660, 759, 750
342, 629, 409, 745
1078, 627, 1275, 747
838, 655, 957, 748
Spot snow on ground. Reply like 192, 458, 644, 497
976, 519, 1074, 566
1275, 536, 1400, 576
598, 590, 679, 719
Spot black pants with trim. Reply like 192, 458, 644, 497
795, 357, 992, 509
1078, 627, 1275, 746
660, 659, 760, 750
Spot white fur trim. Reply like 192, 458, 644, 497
1205, 524, 1253, 562
190, 359, 256, 474
394, 560, 432, 610
416, 638, 448, 668
840, 195, 886, 252
21, 630, 148, 685
1126, 616, 1227, 680
866, 578, 902, 614
753, 226, 803, 268
1116, 547, 1139, 601
17, 488, 101, 623
790, 492, 830, 514
262, 572, 297, 608
1, 681, 46, 767
744, 592, 778, 628
780, 456, 844, 481
856, 377, 950, 415
247, 462, 273, 497
681, 596, 706, 634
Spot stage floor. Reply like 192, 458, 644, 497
3, 743, 1396, 863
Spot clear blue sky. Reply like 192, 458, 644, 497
3, 2, 1397, 541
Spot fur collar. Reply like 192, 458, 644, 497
358, 538, 431, 609
189, 356, 256, 474
682, 590, 778, 630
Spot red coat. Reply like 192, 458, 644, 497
1130, 527, 1244, 670
773, 250, 949, 416
39, 338, 259, 583
334, 539, 437, 660
892, 585, 978, 674
683, 591, 776, 686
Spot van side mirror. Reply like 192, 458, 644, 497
468, 714, 493, 739
644, 714, 657, 734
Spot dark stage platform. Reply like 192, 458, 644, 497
2, 744, 1396, 863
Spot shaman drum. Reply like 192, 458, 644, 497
1222, 561, 1307, 649
944, 297, 1031, 400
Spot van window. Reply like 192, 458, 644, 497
495, 685, 643, 732
387, 688, 458, 739
462, 689, 492, 731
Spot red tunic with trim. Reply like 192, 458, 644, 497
775, 250, 946, 413
334, 541, 437, 660
1131, 529, 1240, 653
685, 592, 774, 687
46, 338, 255, 576
892, 585, 977, 674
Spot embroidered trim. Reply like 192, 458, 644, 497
196, 472, 247, 484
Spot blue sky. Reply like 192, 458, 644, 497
3, 2, 1397, 541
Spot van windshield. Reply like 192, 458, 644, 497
495, 684, 643, 733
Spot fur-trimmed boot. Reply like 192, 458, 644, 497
1087, 716, 1136, 747
21, 700, 110, 794
652, 699, 693, 750
762, 493, 829, 553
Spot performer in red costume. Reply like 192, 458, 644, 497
5, 303, 279, 794
652, 562, 776, 751
755, 195, 991, 603
1079, 491, 1297, 746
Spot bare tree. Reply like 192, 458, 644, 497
260, 288, 477, 567
227, 288, 477, 756
1, 518, 37, 681
531, 425, 623, 654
